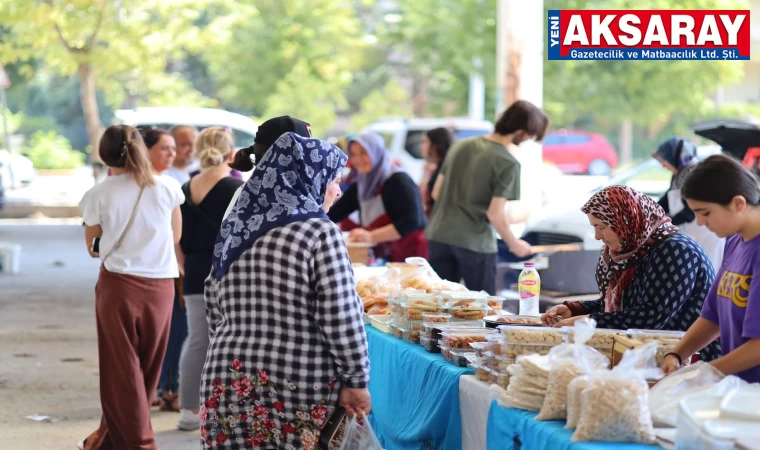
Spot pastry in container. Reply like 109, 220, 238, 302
450, 348, 475, 367
441, 329, 496, 349
567, 327, 626, 348
485, 314, 542, 328
389, 324, 403, 339
448, 306, 488, 321
422, 312, 451, 324
441, 291, 488, 308
422, 322, 484, 340
402, 293, 443, 321
420, 336, 440, 353
401, 328, 421, 344
470, 361, 490, 382
470, 341, 489, 358
497, 325, 567, 358
494, 356, 516, 373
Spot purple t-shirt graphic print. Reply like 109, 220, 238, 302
701, 234, 760, 383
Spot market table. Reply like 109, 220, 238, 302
486, 401, 663, 450
365, 325, 472, 450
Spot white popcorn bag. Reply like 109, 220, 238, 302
572, 341, 663, 444
535, 318, 609, 421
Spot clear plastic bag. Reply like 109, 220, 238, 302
356, 268, 402, 298
338, 413, 383, 450
572, 341, 663, 444
565, 375, 590, 429
507, 364, 548, 390
649, 362, 747, 427
536, 318, 609, 421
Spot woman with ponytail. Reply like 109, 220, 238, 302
175, 126, 243, 431
77, 125, 185, 450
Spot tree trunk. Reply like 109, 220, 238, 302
619, 118, 634, 165
79, 62, 104, 178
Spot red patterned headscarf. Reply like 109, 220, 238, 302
581, 185, 679, 312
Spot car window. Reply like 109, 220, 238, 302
612, 162, 672, 198
455, 129, 489, 140
404, 130, 425, 159
232, 129, 255, 148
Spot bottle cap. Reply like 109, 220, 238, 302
524, 262, 535, 268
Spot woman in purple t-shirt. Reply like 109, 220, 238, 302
662, 154, 760, 383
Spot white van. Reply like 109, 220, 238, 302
362, 117, 494, 184
114, 107, 258, 149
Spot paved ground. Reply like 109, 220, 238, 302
0, 222, 199, 449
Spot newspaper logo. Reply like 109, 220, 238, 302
548, 10, 750, 60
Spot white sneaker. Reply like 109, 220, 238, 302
177, 409, 200, 431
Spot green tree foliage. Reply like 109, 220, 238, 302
543, 0, 750, 159
23, 130, 85, 170
381, 0, 498, 119
351, 78, 413, 130
199, 0, 365, 134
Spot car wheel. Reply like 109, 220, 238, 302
587, 159, 611, 176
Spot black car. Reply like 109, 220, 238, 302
693, 119, 760, 175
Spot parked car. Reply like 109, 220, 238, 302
542, 130, 618, 176
0, 150, 35, 190
114, 107, 258, 149
362, 117, 494, 184
693, 119, 760, 175
522, 144, 722, 250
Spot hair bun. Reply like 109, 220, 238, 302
197, 146, 225, 168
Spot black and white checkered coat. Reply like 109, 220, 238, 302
200, 218, 369, 449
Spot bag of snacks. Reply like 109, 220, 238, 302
507, 364, 548, 391
565, 375, 590, 429
572, 342, 662, 444
536, 318, 609, 421
499, 354, 551, 411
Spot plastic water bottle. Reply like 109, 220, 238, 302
518, 262, 541, 316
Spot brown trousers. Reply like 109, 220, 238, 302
85, 267, 174, 450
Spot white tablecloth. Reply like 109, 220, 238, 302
459, 375, 504, 450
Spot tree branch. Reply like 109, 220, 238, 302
45, 0, 105, 54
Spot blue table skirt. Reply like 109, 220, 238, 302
486, 401, 662, 450
366, 325, 472, 450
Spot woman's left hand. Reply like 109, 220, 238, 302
553, 314, 590, 328
349, 228, 374, 244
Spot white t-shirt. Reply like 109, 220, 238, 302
163, 166, 191, 185
79, 174, 185, 278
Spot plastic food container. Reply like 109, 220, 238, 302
493, 370, 510, 389
470, 341, 489, 357
447, 306, 488, 321
423, 323, 485, 340
675, 395, 758, 450
442, 292, 488, 308
471, 362, 490, 382
487, 296, 505, 311
627, 329, 685, 345
484, 314, 542, 328
389, 324, 403, 339
451, 348, 476, 367
498, 325, 567, 345
493, 356, 516, 372
441, 330, 496, 349
567, 328, 627, 348
501, 342, 556, 358
422, 312, 451, 323
420, 336, 440, 353
401, 328, 421, 344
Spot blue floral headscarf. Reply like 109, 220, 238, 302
212, 132, 348, 279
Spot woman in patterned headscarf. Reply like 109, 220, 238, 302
541, 185, 720, 361
654, 136, 725, 270
201, 132, 371, 449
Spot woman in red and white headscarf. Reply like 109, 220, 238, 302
541, 185, 720, 361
